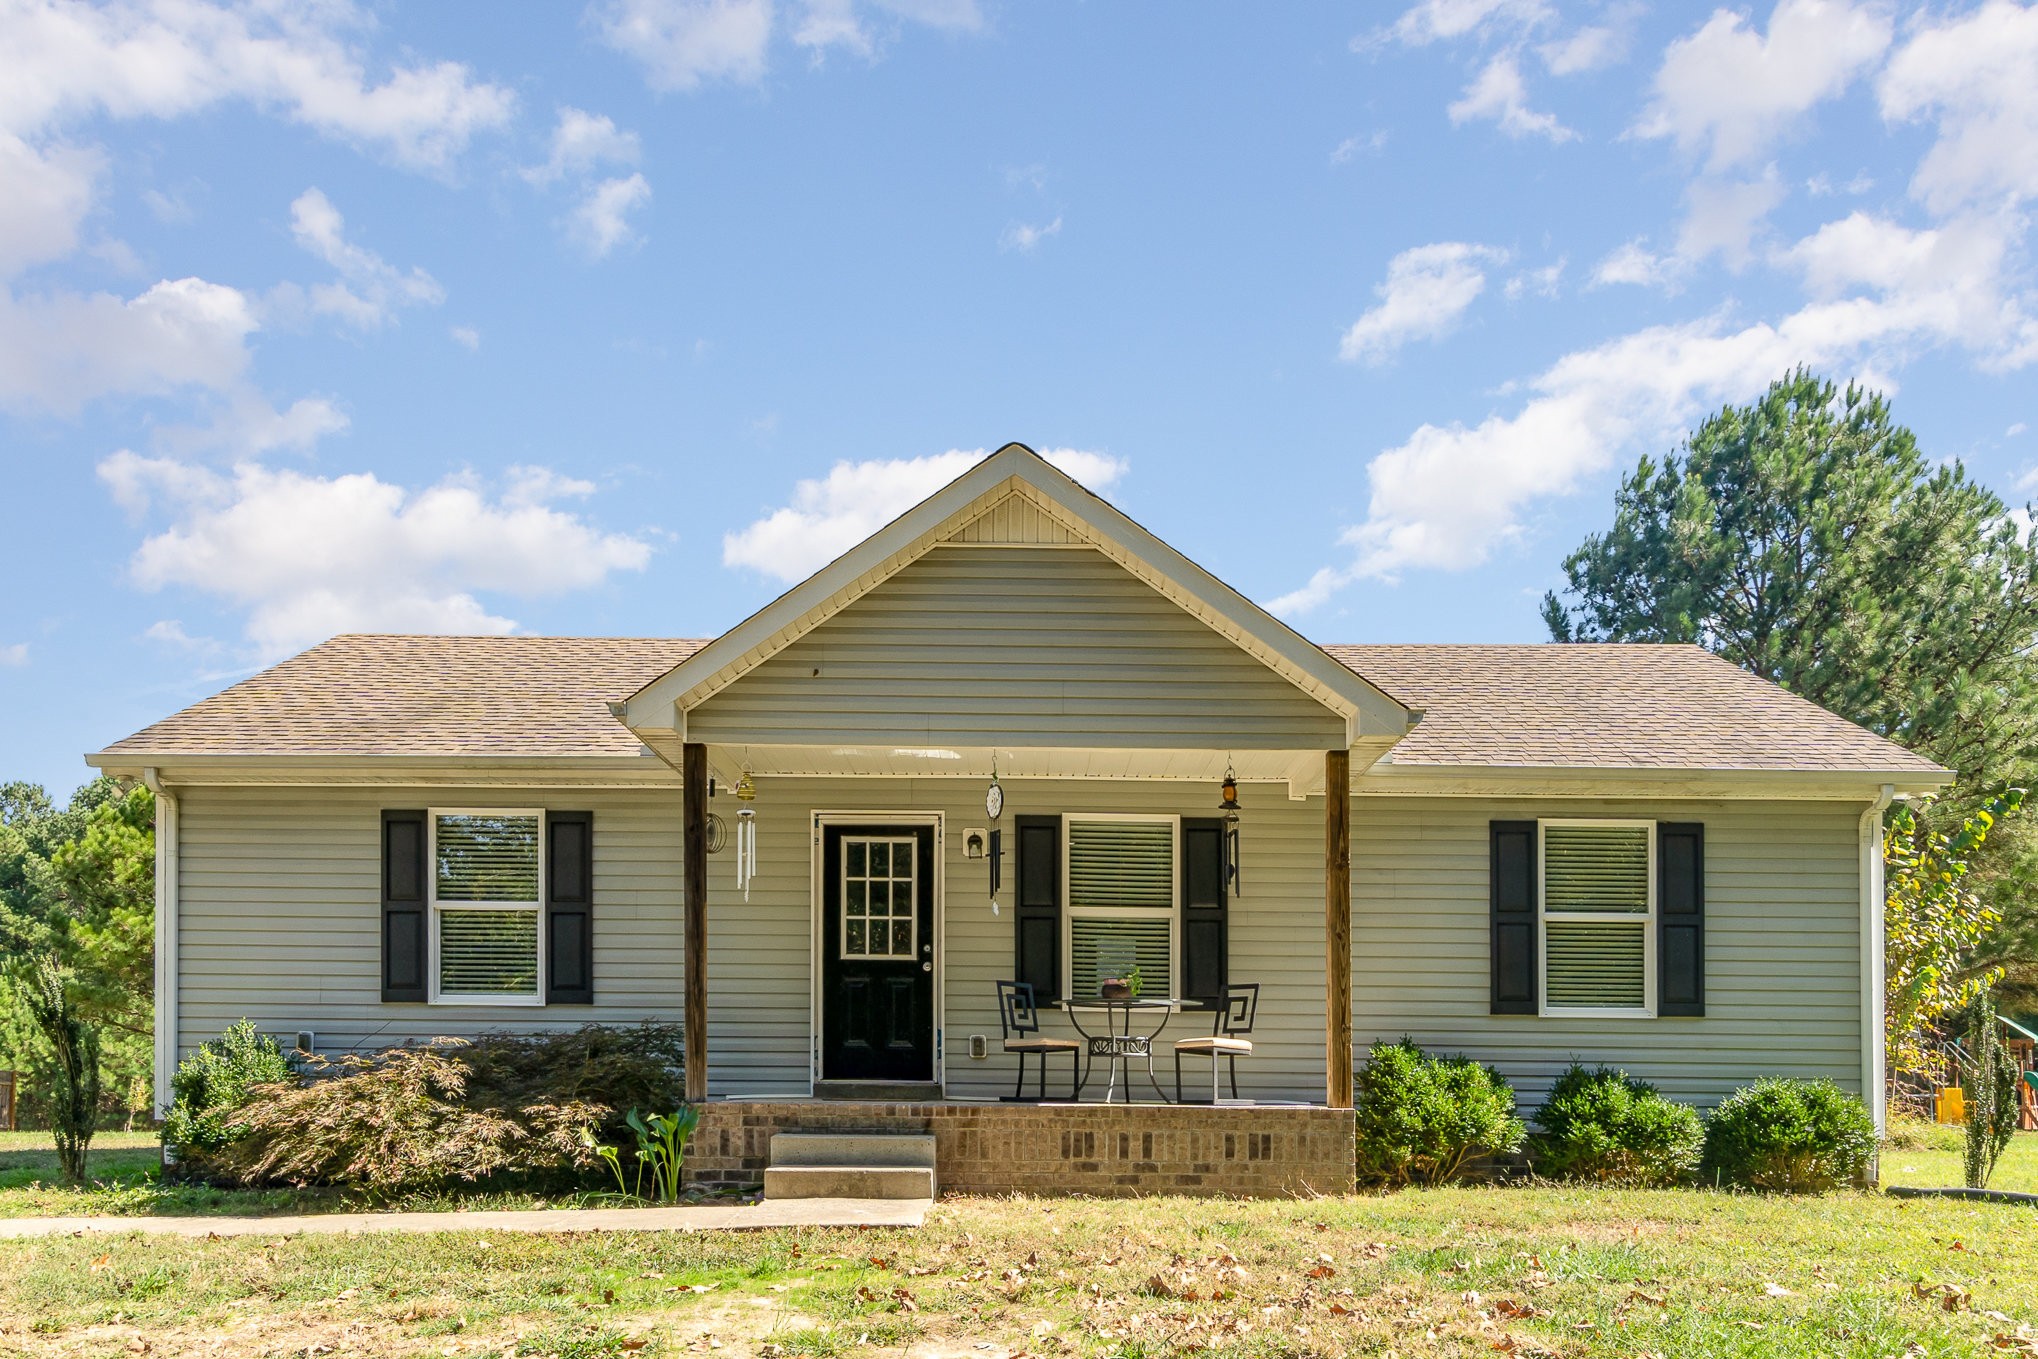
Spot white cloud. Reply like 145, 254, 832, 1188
999, 217, 1062, 253
101, 454, 654, 658
0, 132, 101, 275
724, 447, 1127, 583
523, 107, 640, 186
0, 0, 515, 172
1339, 242, 1509, 364
2010, 421, 2029, 438
1538, 22, 1626, 75
0, 643, 27, 667
1275, 204, 2038, 611
1448, 54, 1575, 141
1589, 239, 1682, 290
1379, 0, 1552, 47
0, 275, 258, 415
1331, 131, 1388, 163
1635, 0, 1891, 171
450, 325, 480, 350
793, 0, 873, 56
1675, 169, 1788, 268
571, 174, 652, 257
1504, 258, 1566, 300
286, 188, 443, 329
595, 0, 775, 91
1879, 0, 2038, 213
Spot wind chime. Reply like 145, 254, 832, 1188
985, 759, 1005, 914
1219, 762, 1243, 896
733, 768, 759, 900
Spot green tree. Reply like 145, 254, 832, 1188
16, 953, 100, 1183
1544, 370, 2038, 1018
1542, 370, 2038, 799
1884, 790, 2024, 1080
0, 778, 153, 1128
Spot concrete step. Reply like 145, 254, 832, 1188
769, 1132, 936, 1169
763, 1164, 937, 1200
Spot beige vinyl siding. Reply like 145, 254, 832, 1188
174, 779, 1869, 1111
175, 785, 686, 1059
1352, 797, 1866, 1108
685, 546, 1348, 750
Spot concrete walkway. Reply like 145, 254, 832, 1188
0, 1197, 930, 1238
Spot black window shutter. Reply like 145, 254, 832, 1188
547, 811, 594, 1005
1014, 815, 1061, 1002
1180, 817, 1228, 1006
382, 809, 428, 1002
1658, 822, 1704, 1017
1490, 820, 1537, 1015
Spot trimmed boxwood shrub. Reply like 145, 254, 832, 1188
1354, 1038, 1526, 1186
1528, 1063, 1703, 1185
162, 1019, 294, 1156
1700, 1076, 1876, 1192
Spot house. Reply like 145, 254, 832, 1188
90, 444, 1949, 1195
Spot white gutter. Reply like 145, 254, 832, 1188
142, 768, 178, 1117
1860, 782, 1895, 1135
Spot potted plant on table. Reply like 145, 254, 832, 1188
1100, 964, 1144, 1002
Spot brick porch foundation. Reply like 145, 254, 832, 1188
689, 1100, 1357, 1197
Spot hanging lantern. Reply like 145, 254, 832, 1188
1218, 762, 1242, 896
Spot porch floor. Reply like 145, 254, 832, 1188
690, 1098, 1357, 1198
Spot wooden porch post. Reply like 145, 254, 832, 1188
1325, 748, 1353, 1109
683, 741, 709, 1103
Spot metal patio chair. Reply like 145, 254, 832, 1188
997, 980, 1081, 1101
1173, 983, 1259, 1103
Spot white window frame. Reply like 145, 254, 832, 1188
838, 833, 920, 961
428, 806, 547, 1007
1538, 817, 1656, 1019
1060, 812, 1181, 1002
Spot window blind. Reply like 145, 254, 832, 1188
439, 909, 540, 995
1068, 820, 1173, 910
1545, 920, 1647, 1008
1544, 824, 1648, 913
1069, 917, 1173, 1000
436, 814, 540, 903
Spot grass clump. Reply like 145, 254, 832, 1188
1527, 1062, 1703, 1185
1700, 1076, 1876, 1192
1352, 1038, 1525, 1186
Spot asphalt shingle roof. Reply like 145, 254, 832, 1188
1326, 642, 1943, 774
95, 634, 1944, 777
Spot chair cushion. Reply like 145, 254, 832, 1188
1005, 1038, 1081, 1053
1174, 1036, 1253, 1055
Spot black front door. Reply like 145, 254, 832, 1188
821, 824, 936, 1082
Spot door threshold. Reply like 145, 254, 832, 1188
812, 1080, 944, 1102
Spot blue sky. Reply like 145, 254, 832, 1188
3, 0, 2036, 797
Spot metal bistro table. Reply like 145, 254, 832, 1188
1063, 998, 1180, 1103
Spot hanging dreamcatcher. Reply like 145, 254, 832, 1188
733, 768, 759, 900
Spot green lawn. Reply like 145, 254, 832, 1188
0, 1132, 2034, 1357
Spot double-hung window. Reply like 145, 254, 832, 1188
430, 809, 545, 1005
1062, 815, 1178, 1000
1539, 819, 1654, 1017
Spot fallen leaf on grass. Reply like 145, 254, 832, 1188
1494, 1299, 1550, 1320
1914, 1281, 1972, 1312
1762, 1283, 1795, 1297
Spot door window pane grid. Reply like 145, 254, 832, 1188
842, 836, 916, 960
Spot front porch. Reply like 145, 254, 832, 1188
689, 1099, 1358, 1197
